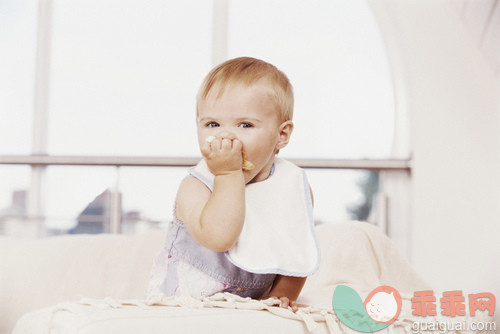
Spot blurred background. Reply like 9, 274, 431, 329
1, 0, 499, 323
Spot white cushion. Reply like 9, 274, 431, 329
3, 221, 436, 333
0, 231, 165, 334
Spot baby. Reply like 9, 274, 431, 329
147, 57, 319, 311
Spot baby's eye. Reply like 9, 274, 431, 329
239, 122, 253, 128
206, 121, 220, 128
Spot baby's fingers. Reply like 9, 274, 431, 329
232, 138, 242, 152
290, 300, 298, 312
220, 137, 233, 150
200, 140, 212, 158
278, 297, 298, 313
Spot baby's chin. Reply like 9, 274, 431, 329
244, 170, 259, 184
244, 167, 268, 184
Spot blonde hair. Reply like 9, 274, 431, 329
196, 57, 294, 122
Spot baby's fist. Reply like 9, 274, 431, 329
202, 135, 243, 175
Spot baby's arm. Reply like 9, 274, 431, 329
176, 137, 246, 252
266, 275, 307, 312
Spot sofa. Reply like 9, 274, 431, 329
0, 222, 489, 333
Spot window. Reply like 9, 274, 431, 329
0, 166, 32, 237
0, 0, 404, 237
0, 0, 37, 155
48, 0, 212, 156
227, 0, 395, 159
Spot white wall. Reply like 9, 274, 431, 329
370, 0, 500, 321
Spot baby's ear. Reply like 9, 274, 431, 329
276, 121, 294, 151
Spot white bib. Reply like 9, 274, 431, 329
189, 157, 320, 276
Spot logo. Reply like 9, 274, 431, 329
332, 285, 402, 332
333, 286, 496, 333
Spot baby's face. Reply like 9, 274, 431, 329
197, 82, 284, 183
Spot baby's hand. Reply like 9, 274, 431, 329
202, 135, 243, 175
